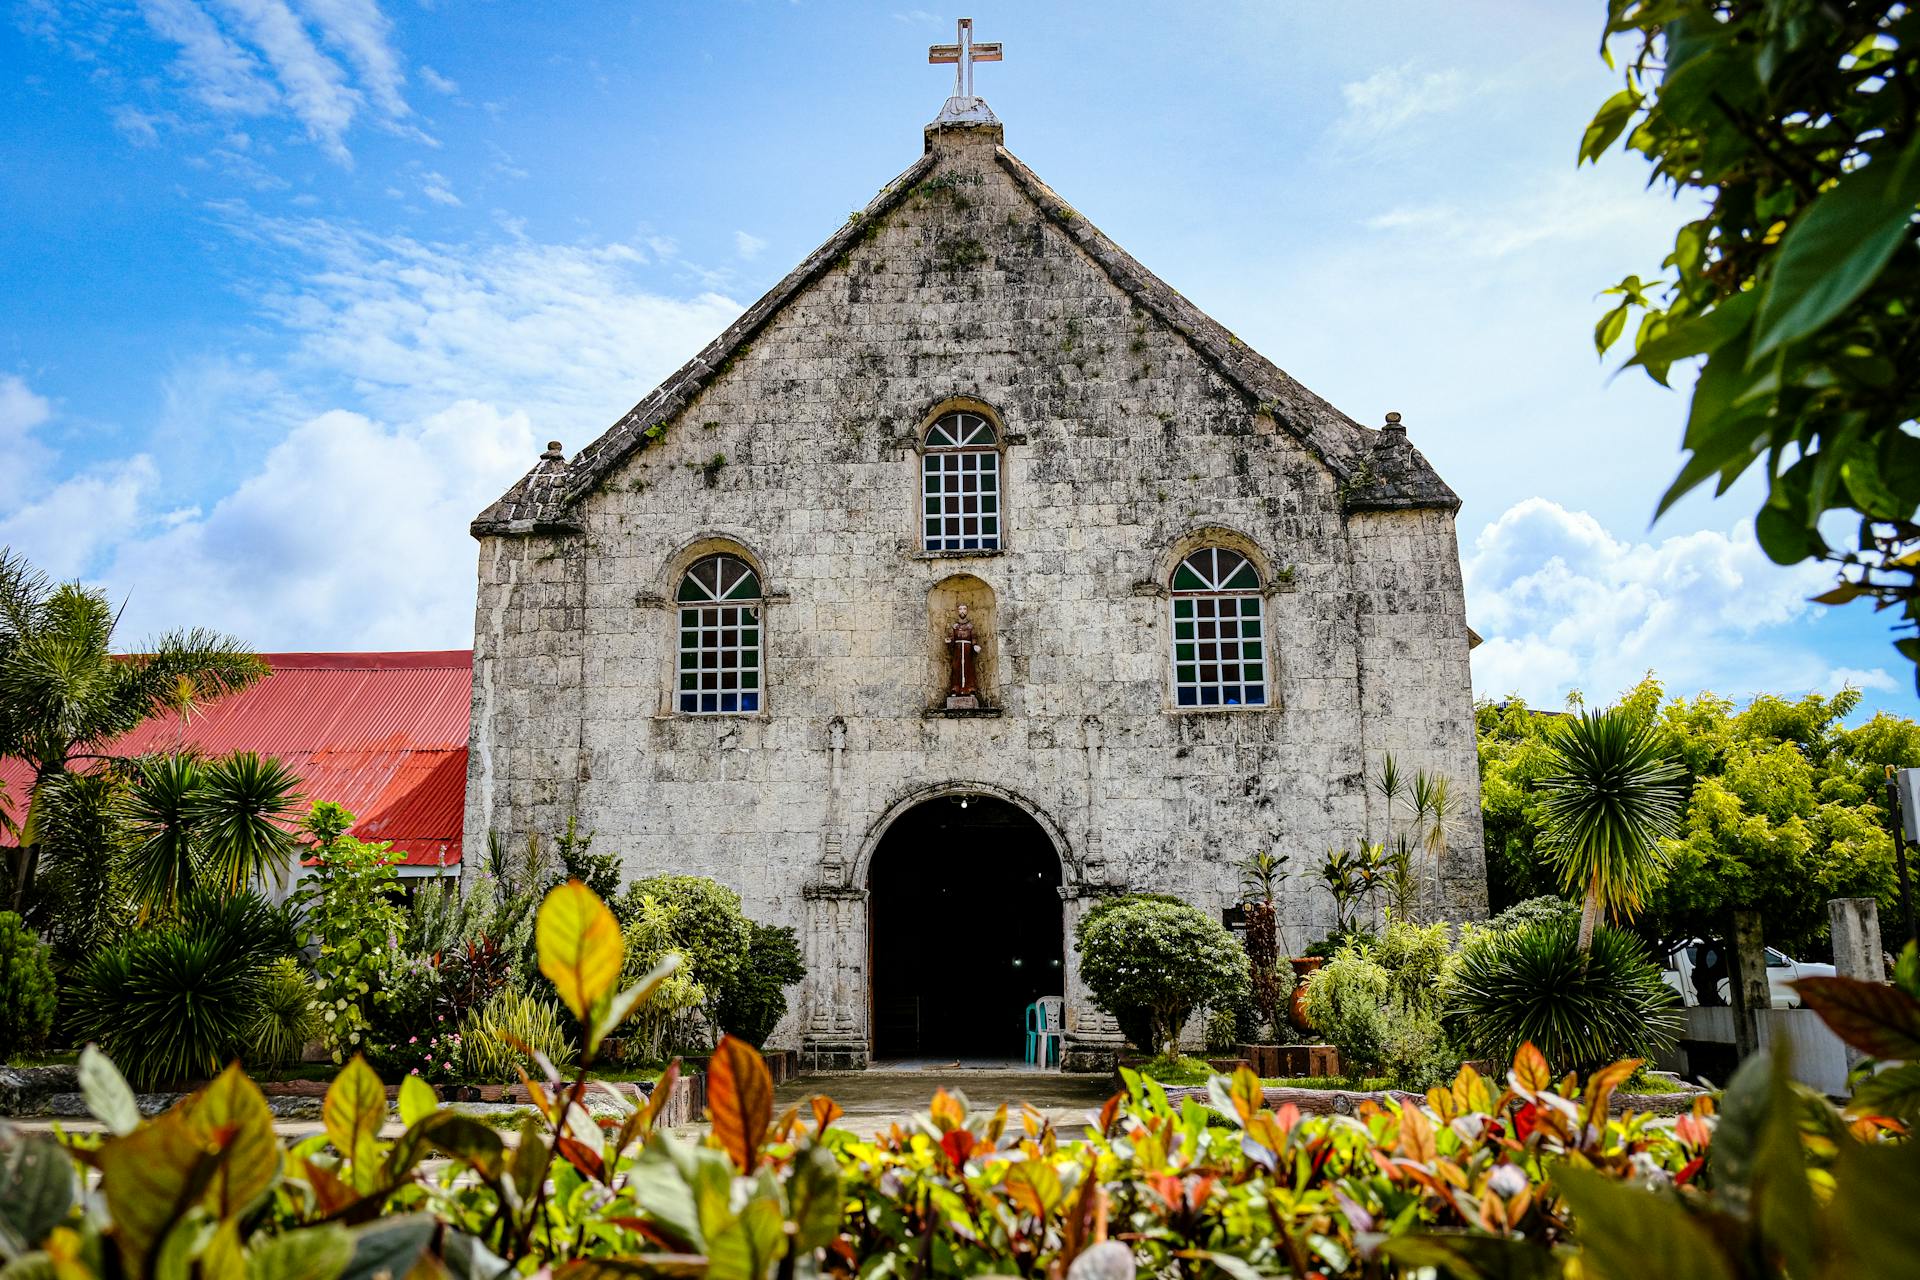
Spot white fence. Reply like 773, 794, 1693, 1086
1682, 1007, 1850, 1096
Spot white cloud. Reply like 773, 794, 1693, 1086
0, 375, 53, 491
734, 230, 768, 260
228, 208, 742, 447
104, 403, 532, 648
137, 0, 281, 116
418, 64, 458, 95
0, 458, 157, 581
207, 0, 363, 162
1826, 666, 1900, 695
420, 171, 461, 205
1332, 61, 1475, 146
294, 0, 407, 117
118, 0, 418, 162
1465, 498, 1842, 708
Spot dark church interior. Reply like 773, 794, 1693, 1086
867, 794, 1064, 1060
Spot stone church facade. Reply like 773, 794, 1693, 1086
466, 98, 1486, 1068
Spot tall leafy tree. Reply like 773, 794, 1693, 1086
1537, 708, 1690, 952
0, 548, 266, 910
1585, 3, 1920, 680
1481, 679, 1915, 955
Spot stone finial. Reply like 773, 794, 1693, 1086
541, 441, 566, 461
1383, 412, 1405, 434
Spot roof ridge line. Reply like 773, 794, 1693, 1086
472, 151, 939, 534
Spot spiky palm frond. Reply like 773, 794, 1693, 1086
1537, 709, 1688, 939
122, 754, 204, 915
190, 752, 303, 896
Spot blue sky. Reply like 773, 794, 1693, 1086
4, 0, 1914, 716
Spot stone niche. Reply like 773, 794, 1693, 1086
926, 573, 998, 708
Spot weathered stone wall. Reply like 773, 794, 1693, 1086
465, 118, 1486, 1061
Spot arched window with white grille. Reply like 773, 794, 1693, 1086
1170, 548, 1267, 709
921, 411, 1001, 552
676, 554, 762, 714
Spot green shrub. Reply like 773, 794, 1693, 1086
714, 923, 806, 1048
1378, 999, 1457, 1091
1302, 925, 1376, 959
248, 957, 320, 1069
1303, 946, 1391, 1072
617, 891, 705, 1058
70, 889, 289, 1088
1372, 917, 1455, 1011
0, 912, 57, 1061
460, 988, 575, 1083
1445, 919, 1682, 1073
615, 875, 751, 1030
1076, 896, 1248, 1059
1483, 894, 1582, 936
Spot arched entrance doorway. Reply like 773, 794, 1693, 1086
867, 794, 1064, 1061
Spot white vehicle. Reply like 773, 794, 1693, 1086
1660, 940, 1835, 1009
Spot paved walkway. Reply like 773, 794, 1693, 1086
774, 1065, 1114, 1138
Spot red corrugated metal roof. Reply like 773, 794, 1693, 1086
0, 651, 471, 867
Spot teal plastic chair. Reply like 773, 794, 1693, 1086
1023, 1002, 1040, 1064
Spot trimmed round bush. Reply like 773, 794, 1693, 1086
1075, 895, 1247, 1059
715, 923, 806, 1048
0, 912, 57, 1062
1445, 919, 1682, 1073
616, 875, 752, 1029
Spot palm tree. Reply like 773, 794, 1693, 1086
0, 548, 266, 910
122, 754, 202, 915
190, 752, 303, 896
1537, 708, 1689, 952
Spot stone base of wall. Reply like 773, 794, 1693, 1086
801, 1038, 870, 1072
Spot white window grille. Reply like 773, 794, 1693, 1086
1169, 548, 1267, 709
921, 412, 1001, 552
676, 554, 762, 714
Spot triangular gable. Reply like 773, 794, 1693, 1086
473, 125, 1455, 536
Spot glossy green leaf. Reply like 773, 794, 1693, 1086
706, 1198, 784, 1280
537, 881, 624, 1025
1752, 133, 1920, 360
337, 1216, 434, 1280
627, 1137, 703, 1251
322, 1056, 388, 1171
787, 1146, 842, 1253
1579, 88, 1640, 164
0, 1129, 75, 1259
1850, 1061, 1920, 1122
396, 1075, 437, 1130
1554, 1167, 1733, 1280
244, 1226, 353, 1280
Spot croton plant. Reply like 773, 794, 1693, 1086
0, 881, 1915, 1279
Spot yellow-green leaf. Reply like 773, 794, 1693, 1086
322, 1057, 388, 1172
1004, 1160, 1063, 1219
185, 1064, 282, 1219
537, 880, 624, 1023
397, 1076, 437, 1129
245, 1226, 354, 1280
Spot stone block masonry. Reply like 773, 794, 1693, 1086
467, 106, 1486, 1067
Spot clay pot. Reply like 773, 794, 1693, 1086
1287, 956, 1324, 1033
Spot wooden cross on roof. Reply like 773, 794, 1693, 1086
929, 17, 1001, 101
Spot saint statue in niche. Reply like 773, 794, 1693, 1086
946, 603, 983, 707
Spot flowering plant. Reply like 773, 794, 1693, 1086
408, 1029, 462, 1085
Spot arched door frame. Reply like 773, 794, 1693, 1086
856, 782, 1077, 1063
850, 780, 1081, 893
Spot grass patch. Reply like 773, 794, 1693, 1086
1135, 1055, 1218, 1086
593, 1063, 666, 1085
5, 1051, 78, 1068
1260, 1075, 1395, 1092
1622, 1069, 1690, 1095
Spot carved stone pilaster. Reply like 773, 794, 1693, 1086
800, 885, 869, 1070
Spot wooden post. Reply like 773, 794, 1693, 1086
1728, 909, 1768, 1062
